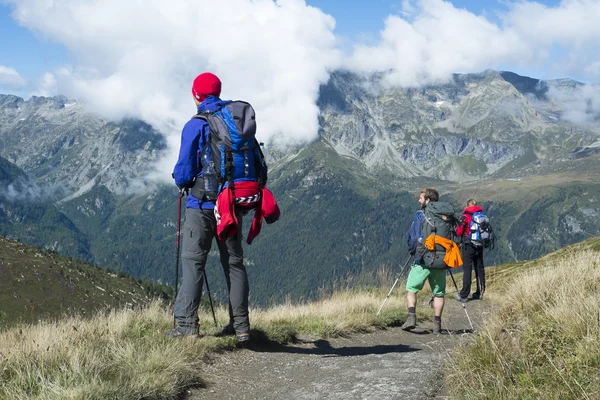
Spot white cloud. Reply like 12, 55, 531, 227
347, 0, 600, 87
0, 182, 39, 202
5, 0, 341, 183
0, 65, 26, 87
546, 82, 600, 128
31, 72, 58, 97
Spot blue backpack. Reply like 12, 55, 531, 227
193, 101, 268, 194
468, 211, 495, 249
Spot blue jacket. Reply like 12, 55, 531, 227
407, 210, 424, 258
173, 96, 231, 209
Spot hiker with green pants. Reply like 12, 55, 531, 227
401, 188, 447, 335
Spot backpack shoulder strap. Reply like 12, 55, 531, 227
192, 107, 217, 120
423, 213, 436, 230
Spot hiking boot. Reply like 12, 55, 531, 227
432, 319, 442, 335
456, 294, 467, 303
401, 313, 417, 331
215, 324, 236, 337
165, 325, 199, 338
236, 333, 251, 347
469, 292, 481, 300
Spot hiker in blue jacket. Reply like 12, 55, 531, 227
166, 72, 250, 344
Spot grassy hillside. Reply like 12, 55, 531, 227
0, 271, 415, 400
0, 156, 91, 260
0, 236, 170, 328
447, 237, 600, 399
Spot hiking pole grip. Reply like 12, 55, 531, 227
174, 190, 184, 329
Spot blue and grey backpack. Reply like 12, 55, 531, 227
468, 211, 495, 249
191, 101, 268, 200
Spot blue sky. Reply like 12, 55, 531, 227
310, 0, 503, 36
0, 9, 68, 77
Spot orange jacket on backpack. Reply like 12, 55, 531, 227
424, 234, 463, 268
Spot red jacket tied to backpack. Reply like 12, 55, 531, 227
214, 181, 280, 244
456, 205, 483, 238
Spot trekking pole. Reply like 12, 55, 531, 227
173, 189, 184, 329
448, 270, 475, 331
376, 255, 412, 317
203, 271, 218, 327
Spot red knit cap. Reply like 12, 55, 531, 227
192, 72, 222, 102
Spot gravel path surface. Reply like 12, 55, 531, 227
186, 299, 489, 400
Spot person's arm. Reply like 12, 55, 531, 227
407, 211, 423, 255
456, 219, 466, 237
173, 119, 207, 189
456, 212, 470, 237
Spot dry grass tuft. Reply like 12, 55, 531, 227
0, 301, 219, 399
447, 251, 600, 399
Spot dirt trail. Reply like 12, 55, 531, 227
188, 299, 490, 400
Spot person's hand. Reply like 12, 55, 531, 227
175, 176, 196, 191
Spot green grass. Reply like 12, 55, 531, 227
447, 237, 600, 399
0, 236, 171, 329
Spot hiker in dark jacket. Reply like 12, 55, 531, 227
456, 199, 485, 301
166, 72, 250, 344
401, 188, 447, 335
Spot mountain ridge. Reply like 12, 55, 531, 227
1, 69, 600, 304
0, 235, 169, 328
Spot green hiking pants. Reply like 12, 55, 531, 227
406, 264, 447, 297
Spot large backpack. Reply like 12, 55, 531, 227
419, 201, 460, 269
468, 211, 495, 249
192, 101, 267, 200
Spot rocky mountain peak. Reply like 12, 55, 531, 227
316, 69, 598, 181
0, 69, 598, 199
0, 94, 166, 200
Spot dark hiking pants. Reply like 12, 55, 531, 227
174, 207, 249, 334
459, 243, 485, 299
